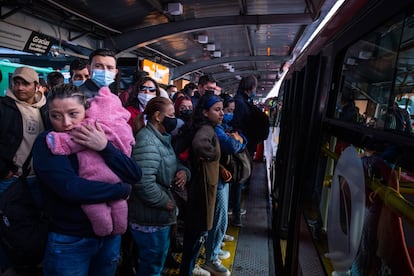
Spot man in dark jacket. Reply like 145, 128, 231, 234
0, 67, 49, 190
0, 66, 49, 274
232, 75, 259, 156
80, 48, 118, 98
191, 74, 217, 108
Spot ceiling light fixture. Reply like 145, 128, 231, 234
206, 44, 216, 51
167, 3, 183, 16
197, 35, 208, 44
213, 51, 221, 58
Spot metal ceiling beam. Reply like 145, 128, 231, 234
171, 55, 287, 79
213, 70, 278, 80
104, 13, 313, 55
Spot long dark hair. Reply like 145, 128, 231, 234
191, 93, 223, 130
125, 76, 161, 108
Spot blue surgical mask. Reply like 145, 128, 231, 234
72, 79, 85, 87
250, 91, 257, 99
223, 113, 233, 124
92, 69, 115, 87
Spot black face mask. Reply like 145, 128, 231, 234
162, 116, 178, 133
179, 109, 192, 120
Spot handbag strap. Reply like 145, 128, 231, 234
21, 149, 33, 178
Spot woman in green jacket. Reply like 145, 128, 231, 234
128, 97, 190, 276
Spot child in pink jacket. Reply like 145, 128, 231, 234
46, 87, 135, 236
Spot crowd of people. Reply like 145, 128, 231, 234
0, 48, 265, 276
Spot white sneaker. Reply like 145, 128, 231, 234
218, 249, 231, 260
193, 264, 211, 276
223, 234, 234, 242
201, 260, 230, 276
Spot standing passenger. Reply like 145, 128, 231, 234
33, 85, 142, 275
191, 75, 217, 108
80, 48, 118, 98
0, 66, 49, 275
45, 84, 138, 237
69, 59, 90, 87
125, 76, 161, 135
128, 97, 190, 276
202, 94, 245, 276
232, 75, 258, 157
179, 94, 223, 276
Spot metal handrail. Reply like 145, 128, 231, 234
321, 145, 414, 226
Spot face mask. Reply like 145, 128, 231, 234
179, 109, 192, 119
250, 91, 257, 99
137, 93, 155, 107
223, 113, 233, 124
72, 79, 85, 87
92, 69, 115, 87
162, 116, 178, 133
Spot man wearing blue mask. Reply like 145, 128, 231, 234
69, 59, 90, 87
80, 48, 118, 98
232, 75, 259, 157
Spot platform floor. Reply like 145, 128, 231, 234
162, 160, 274, 275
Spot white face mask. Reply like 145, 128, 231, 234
137, 93, 155, 107
91, 69, 115, 87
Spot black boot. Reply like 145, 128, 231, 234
231, 213, 243, 227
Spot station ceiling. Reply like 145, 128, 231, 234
1, 0, 334, 97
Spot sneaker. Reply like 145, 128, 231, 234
223, 234, 234, 242
228, 208, 246, 216
201, 260, 230, 276
218, 249, 230, 260
193, 264, 211, 276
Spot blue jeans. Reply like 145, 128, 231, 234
0, 177, 17, 194
129, 226, 170, 276
205, 184, 229, 261
179, 229, 207, 276
43, 232, 121, 276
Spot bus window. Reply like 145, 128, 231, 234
333, 11, 414, 135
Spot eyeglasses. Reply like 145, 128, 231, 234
139, 86, 156, 92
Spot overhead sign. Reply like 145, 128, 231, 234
142, 59, 170, 85
23, 32, 54, 55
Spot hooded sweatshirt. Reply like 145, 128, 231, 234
6, 89, 46, 175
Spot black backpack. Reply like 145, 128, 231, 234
0, 152, 48, 267
250, 105, 270, 141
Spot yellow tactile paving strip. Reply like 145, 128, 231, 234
163, 224, 241, 275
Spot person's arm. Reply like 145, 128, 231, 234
131, 132, 172, 210
46, 131, 85, 155
71, 121, 142, 184
33, 132, 131, 204
215, 124, 244, 156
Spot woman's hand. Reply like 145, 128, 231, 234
174, 170, 187, 188
71, 120, 108, 151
